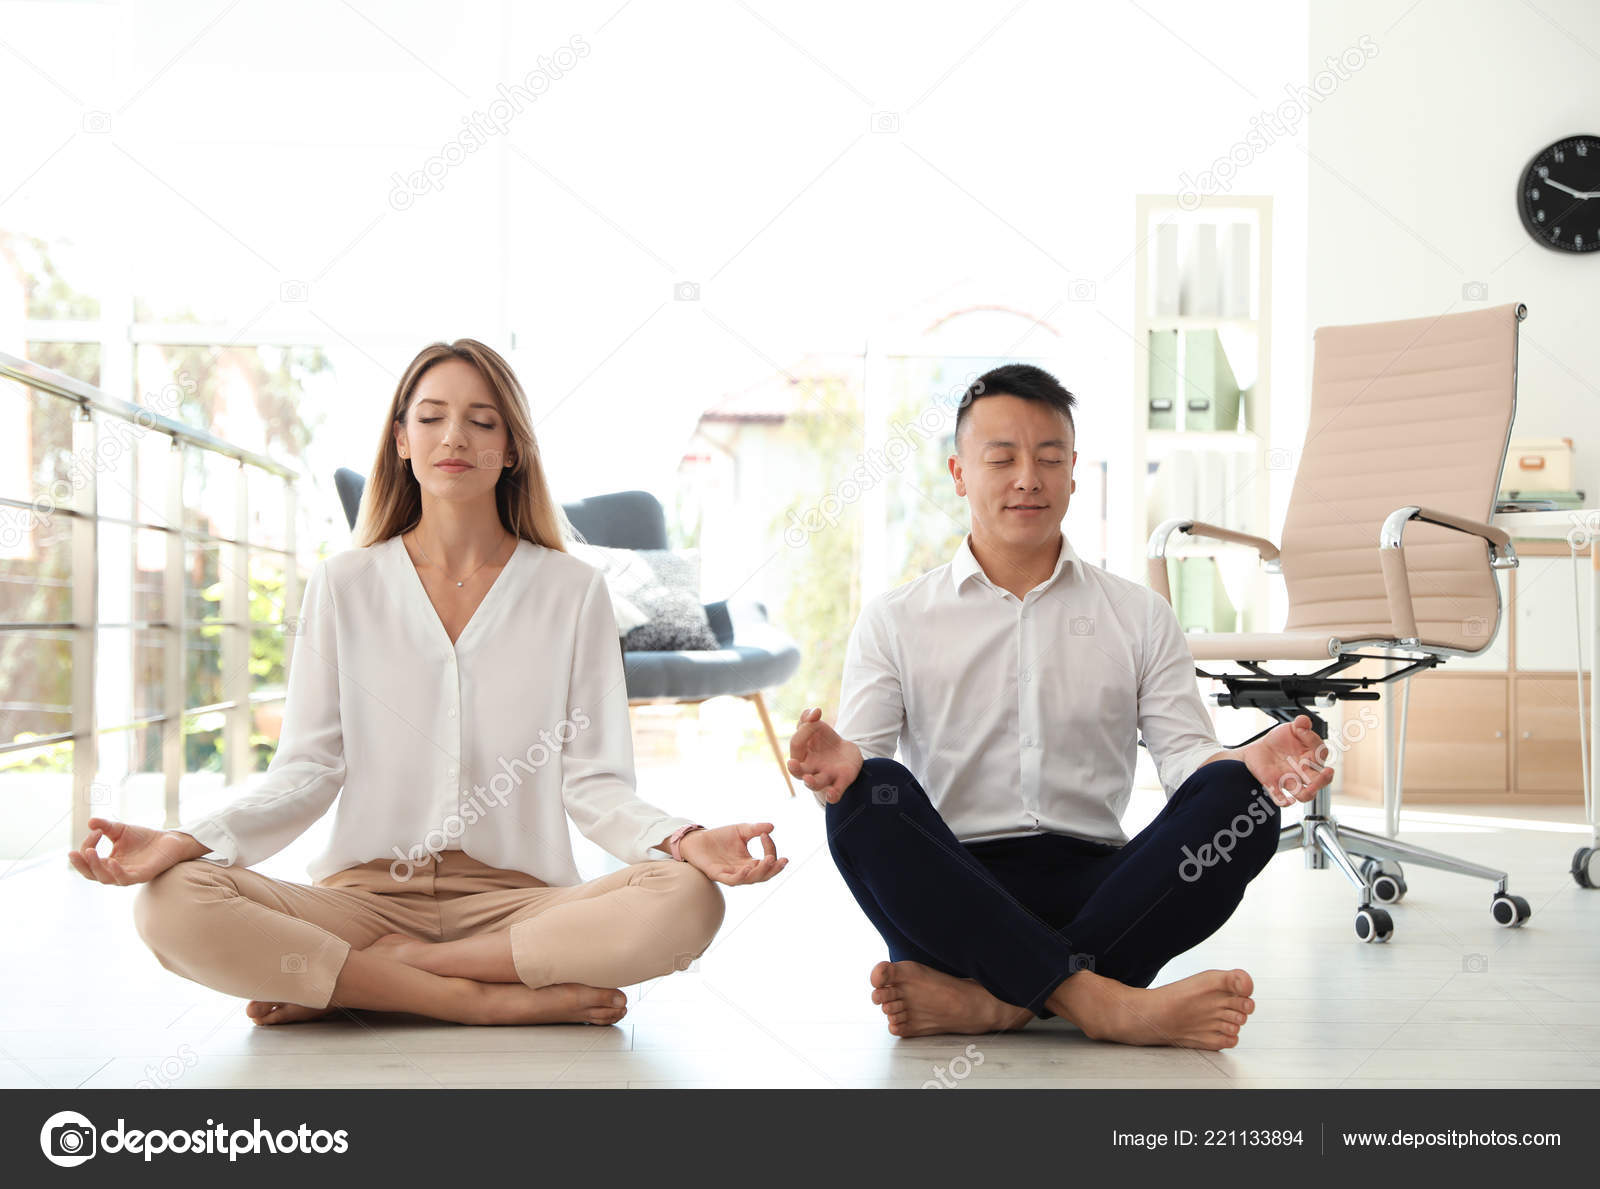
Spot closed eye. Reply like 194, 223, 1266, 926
418, 418, 495, 429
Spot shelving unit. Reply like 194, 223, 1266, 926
1132, 194, 1273, 633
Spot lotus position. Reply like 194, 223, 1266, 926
72, 338, 787, 1028
790, 364, 1330, 1049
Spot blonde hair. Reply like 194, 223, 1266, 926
352, 338, 571, 552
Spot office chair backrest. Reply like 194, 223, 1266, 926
1280, 302, 1521, 652
330, 468, 669, 551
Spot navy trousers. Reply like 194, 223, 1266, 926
824, 756, 1281, 1017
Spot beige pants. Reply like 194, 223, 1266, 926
132, 849, 726, 1010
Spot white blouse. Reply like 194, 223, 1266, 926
179, 534, 699, 886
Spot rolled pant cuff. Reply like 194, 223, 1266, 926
296, 933, 351, 1010
509, 921, 548, 988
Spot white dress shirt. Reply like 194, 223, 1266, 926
832, 532, 1223, 847
180, 534, 698, 885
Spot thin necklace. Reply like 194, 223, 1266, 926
408, 529, 513, 588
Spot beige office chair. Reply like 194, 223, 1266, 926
1148, 301, 1530, 942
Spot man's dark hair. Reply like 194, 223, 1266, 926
954, 363, 1077, 447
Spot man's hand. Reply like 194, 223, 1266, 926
677, 823, 787, 886
66, 818, 208, 886
1242, 714, 1334, 806
787, 707, 864, 804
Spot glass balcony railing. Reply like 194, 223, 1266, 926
0, 349, 303, 864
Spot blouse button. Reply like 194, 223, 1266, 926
448, 707, 457, 718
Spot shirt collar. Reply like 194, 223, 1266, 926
950, 531, 1078, 596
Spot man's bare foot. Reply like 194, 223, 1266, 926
868, 960, 1034, 1037
1050, 967, 1255, 1050
245, 999, 337, 1026
471, 982, 629, 1027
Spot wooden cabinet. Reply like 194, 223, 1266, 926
1393, 676, 1507, 792
1335, 539, 1591, 805
1515, 674, 1592, 793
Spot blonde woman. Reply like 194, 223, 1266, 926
71, 339, 787, 1027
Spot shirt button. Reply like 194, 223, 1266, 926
1020, 672, 1031, 684
447, 765, 458, 778
1021, 735, 1034, 747
448, 707, 457, 718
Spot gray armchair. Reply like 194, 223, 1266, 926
333, 472, 803, 795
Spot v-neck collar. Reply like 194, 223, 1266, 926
391, 532, 526, 652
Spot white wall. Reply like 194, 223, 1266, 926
1307, 0, 1599, 500
2, 0, 1312, 571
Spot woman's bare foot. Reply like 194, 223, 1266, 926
868, 961, 1034, 1037
472, 982, 628, 1027
245, 999, 337, 1026
1049, 967, 1255, 1050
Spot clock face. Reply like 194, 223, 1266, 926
1518, 135, 1600, 252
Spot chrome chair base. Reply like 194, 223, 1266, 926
1275, 782, 1529, 941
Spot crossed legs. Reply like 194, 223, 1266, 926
133, 857, 725, 1027
827, 758, 1280, 1048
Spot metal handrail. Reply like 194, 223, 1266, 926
0, 350, 297, 480
0, 350, 305, 848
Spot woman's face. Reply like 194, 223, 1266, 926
394, 359, 514, 504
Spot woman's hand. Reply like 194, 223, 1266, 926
678, 823, 788, 887
787, 707, 864, 803
66, 818, 207, 886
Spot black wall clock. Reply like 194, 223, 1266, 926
1518, 135, 1600, 252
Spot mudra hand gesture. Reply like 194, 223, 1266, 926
1242, 714, 1334, 806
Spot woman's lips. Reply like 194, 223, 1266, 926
435, 461, 472, 471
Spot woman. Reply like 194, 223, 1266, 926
70, 338, 787, 1028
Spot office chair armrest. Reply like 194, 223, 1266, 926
1145, 517, 1282, 604
1378, 504, 1520, 644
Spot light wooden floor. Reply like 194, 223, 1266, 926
5, 757, 1600, 1089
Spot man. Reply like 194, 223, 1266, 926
788, 364, 1331, 1050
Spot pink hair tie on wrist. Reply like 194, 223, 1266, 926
667, 824, 705, 862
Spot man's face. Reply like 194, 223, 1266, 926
949, 394, 1076, 552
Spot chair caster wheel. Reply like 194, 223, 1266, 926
1370, 872, 1407, 904
1354, 905, 1393, 942
1491, 893, 1531, 927
1573, 847, 1598, 890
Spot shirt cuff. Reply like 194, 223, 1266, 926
1167, 746, 1230, 796
638, 815, 701, 862
177, 819, 237, 866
